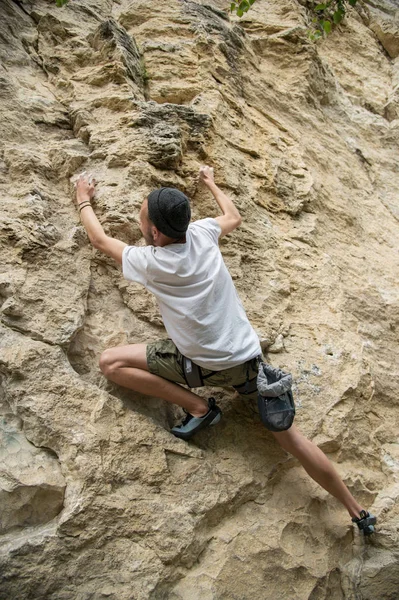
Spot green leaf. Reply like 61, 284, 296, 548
230, 3, 236, 11
237, 8, 244, 17
348, 0, 357, 5
248, 0, 256, 5
315, 3, 326, 10
323, 20, 332, 33
333, 9, 344, 24
239, 0, 249, 11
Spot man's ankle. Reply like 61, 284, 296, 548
349, 504, 365, 520
190, 407, 209, 418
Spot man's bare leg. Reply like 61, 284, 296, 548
99, 344, 208, 417
272, 425, 364, 518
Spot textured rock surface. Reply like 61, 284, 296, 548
0, 0, 398, 598
0, 412, 65, 534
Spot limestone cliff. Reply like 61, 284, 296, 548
0, 0, 398, 598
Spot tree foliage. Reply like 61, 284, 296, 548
308, 0, 358, 40
230, 0, 358, 39
230, 0, 256, 18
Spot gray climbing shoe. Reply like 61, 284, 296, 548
171, 398, 221, 440
352, 510, 377, 535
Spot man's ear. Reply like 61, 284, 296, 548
152, 225, 160, 241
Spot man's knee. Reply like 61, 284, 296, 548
272, 425, 303, 453
99, 344, 149, 378
99, 349, 116, 378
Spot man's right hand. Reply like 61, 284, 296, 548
199, 164, 242, 238
199, 165, 214, 186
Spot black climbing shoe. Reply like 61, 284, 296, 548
352, 510, 377, 535
171, 398, 221, 440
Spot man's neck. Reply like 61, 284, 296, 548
157, 236, 186, 247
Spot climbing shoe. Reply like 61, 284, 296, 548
352, 510, 377, 535
171, 397, 221, 440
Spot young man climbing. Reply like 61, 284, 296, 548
74, 166, 376, 535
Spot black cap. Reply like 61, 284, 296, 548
147, 187, 191, 238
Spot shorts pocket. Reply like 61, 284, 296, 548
147, 339, 186, 384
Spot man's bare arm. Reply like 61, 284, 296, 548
75, 173, 127, 264
199, 165, 242, 237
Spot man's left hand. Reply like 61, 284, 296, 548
76, 172, 96, 203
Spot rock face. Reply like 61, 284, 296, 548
0, 413, 65, 534
0, 0, 398, 598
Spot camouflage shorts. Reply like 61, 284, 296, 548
146, 339, 260, 401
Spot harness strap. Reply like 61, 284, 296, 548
233, 376, 258, 395
182, 356, 204, 388
233, 354, 262, 395
182, 354, 262, 392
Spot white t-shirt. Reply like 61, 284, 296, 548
122, 218, 261, 370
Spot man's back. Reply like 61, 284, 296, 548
122, 217, 261, 370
